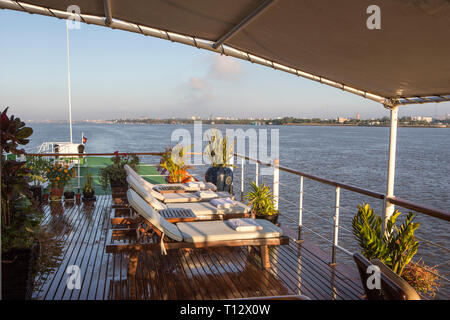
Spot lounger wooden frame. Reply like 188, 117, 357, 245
106, 210, 289, 269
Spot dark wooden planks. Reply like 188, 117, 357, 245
33, 195, 364, 300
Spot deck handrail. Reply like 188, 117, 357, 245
25, 152, 165, 157
234, 153, 450, 222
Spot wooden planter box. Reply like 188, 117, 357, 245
1, 243, 40, 300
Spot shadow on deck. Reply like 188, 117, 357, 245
32, 195, 364, 300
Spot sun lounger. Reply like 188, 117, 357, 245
126, 174, 232, 204
112, 175, 250, 225
124, 164, 217, 193
106, 189, 289, 269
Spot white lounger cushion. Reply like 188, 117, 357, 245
126, 174, 166, 204
129, 189, 282, 244
166, 201, 250, 216
127, 189, 183, 241
177, 219, 283, 243
162, 191, 233, 203
127, 176, 167, 210
124, 164, 155, 188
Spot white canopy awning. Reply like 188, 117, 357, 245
1, 0, 450, 106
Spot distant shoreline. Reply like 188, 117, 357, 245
27, 121, 448, 128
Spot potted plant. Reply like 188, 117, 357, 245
204, 129, 234, 193
75, 188, 81, 203
158, 145, 194, 183
244, 181, 279, 224
45, 162, 76, 202
99, 151, 139, 193
352, 203, 440, 298
26, 156, 49, 204
1, 107, 42, 300
64, 189, 75, 202
82, 173, 96, 201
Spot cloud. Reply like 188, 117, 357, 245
208, 55, 243, 80
188, 77, 212, 91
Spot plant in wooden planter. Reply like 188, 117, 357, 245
82, 173, 96, 201
75, 188, 81, 204
158, 145, 194, 183
45, 162, 76, 202
1, 107, 43, 299
99, 151, 139, 192
204, 129, 235, 193
244, 181, 279, 224
352, 203, 439, 297
25, 156, 50, 204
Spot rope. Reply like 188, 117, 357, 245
160, 232, 167, 255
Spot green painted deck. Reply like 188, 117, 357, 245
45, 156, 166, 195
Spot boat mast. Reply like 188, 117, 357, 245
66, 21, 73, 143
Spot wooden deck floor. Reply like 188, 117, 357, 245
32, 195, 364, 300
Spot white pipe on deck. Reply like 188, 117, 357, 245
66, 22, 73, 143
384, 105, 399, 228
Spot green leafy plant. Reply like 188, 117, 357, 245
352, 203, 420, 276
1, 107, 42, 253
44, 162, 76, 189
83, 172, 94, 194
158, 145, 193, 183
204, 128, 235, 168
26, 156, 50, 187
1, 107, 33, 155
244, 182, 278, 216
99, 152, 139, 190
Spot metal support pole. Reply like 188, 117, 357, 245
66, 22, 73, 143
298, 176, 304, 241
384, 105, 399, 231
240, 158, 245, 201
77, 155, 81, 190
255, 162, 259, 186
273, 158, 279, 211
331, 186, 340, 265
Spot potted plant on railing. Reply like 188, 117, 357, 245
1, 107, 42, 300
45, 163, 76, 202
99, 151, 139, 193
26, 156, 49, 204
352, 203, 440, 298
244, 181, 279, 224
158, 145, 194, 183
204, 129, 234, 193
82, 173, 96, 201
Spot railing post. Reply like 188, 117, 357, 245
240, 157, 245, 201
77, 155, 81, 190
273, 158, 279, 211
298, 176, 304, 241
331, 186, 340, 265
255, 161, 259, 186
384, 104, 399, 231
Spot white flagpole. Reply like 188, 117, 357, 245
66, 21, 73, 143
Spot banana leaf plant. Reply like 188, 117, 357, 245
1, 107, 41, 253
1, 107, 33, 155
352, 203, 420, 276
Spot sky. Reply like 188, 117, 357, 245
1, 9, 449, 121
